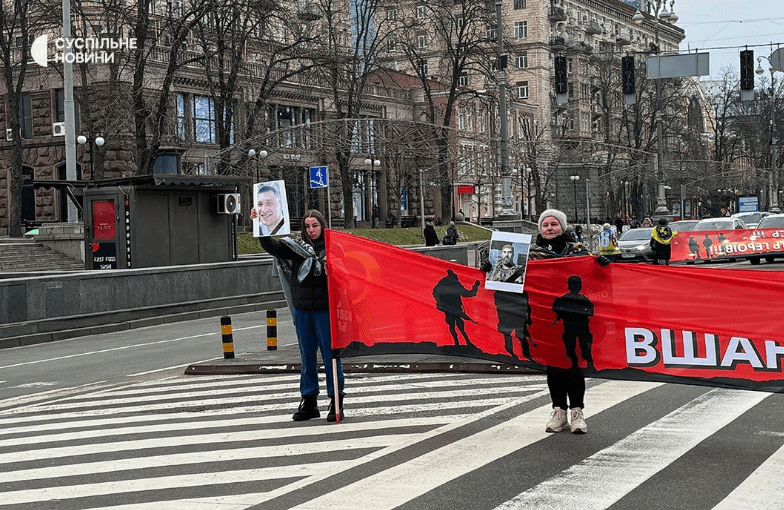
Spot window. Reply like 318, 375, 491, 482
19, 93, 33, 139
54, 89, 65, 123
458, 108, 466, 131
416, 5, 426, 18
387, 39, 397, 52
193, 95, 216, 143
168, 0, 182, 17
568, 82, 574, 99
385, 6, 397, 20
514, 21, 527, 39
417, 34, 427, 48
487, 27, 497, 40
515, 51, 528, 69
517, 81, 529, 99
466, 108, 473, 131
514, 0, 526, 9
567, 59, 573, 74
458, 72, 468, 87
176, 94, 188, 140
456, 15, 464, 30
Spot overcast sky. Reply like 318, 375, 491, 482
673, 1, 784, 81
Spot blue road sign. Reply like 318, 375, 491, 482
309, 166, 328, 188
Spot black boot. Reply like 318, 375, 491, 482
292, 395, 320, 421
327, 395, 345, 423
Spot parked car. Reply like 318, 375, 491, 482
745, 214, 784, 265
616, 227, 654, 262
692, 217, 747, 231
730, 211, 767, 229
669, 219, 699, 231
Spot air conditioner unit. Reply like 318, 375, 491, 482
5, 129, 13, 141
216, 193, 241, 215
52, 122, 66, 136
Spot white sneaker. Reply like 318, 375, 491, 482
570, 407, 587, 434
545, 408, 568, 433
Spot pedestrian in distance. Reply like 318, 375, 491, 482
443, 220, 459, 245
258, 209, 345, 423
650, 218, 676, 265
614, 217, 624, 235
598, 223, 620, 262
529, 209, 611, 435
423, 219, 440, 246
642, 217, 653, 227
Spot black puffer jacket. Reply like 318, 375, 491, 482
259, 236, 329, 311
529, 233, 588, 260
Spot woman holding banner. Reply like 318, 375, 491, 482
259, 209, 345, 423
529, 209, 610, 435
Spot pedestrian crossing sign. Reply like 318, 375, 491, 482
309, 166, 328, 188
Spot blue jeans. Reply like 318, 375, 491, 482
292, 308, 344, 397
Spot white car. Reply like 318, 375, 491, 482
692, 217, 747, 231
730, 212, 767, 229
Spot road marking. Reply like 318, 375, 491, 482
126, 356, 225, 377
712, 443, 784, 510
494, 388, 769, 510
0, 333, 216, 370
289, 380, 662, 510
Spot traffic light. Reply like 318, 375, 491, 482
740, 50, 754, 91
554, 56, 568, 94
622, 56, 636, 95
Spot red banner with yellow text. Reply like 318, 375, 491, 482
327, 230, 784, 393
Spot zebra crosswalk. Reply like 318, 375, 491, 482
0, 372, 783, 510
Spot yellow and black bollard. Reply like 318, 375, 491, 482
220, 316, 235, 359
266, 310, 278, 351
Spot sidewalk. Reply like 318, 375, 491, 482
185, 307, 537, 376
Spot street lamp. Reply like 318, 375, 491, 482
248, 149, 268, 183
364, 157, 381, 227
634, 0, 673, 219
756, 49, 783, 211
76, 135, 105, 182
570, 175, 580, 223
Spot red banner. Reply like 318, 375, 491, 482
671, 228, 784, 262
327, 230, 784, 393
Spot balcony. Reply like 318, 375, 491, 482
616, 36, 631, 46
548, 7, 567, 22
549, 36, 566, 50
585, 21, 603, 35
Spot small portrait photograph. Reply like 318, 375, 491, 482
485, 231, 532, 293
251, 180, 290, 237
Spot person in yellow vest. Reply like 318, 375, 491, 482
598, 223, 621, 261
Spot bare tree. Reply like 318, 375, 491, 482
0, 0, 59, 236
386, 0, 496, 220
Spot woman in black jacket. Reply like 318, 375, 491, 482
259, 210, 345, 422
528, 209, 609, 435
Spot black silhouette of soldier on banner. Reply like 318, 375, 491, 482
552, 275, 595, 370
495, 290, 534, 360
432, 270, 480, 347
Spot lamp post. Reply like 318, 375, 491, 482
495, 0, 513, 217
634, 0, 673, 219
248, 149, 268, 183
364, 157, 380, 227
756, 49, 783, 211
77, 135, 105, 182
570, 174, 580, 223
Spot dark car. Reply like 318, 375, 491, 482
616, 227, 654, 262
745, 214, 784, 265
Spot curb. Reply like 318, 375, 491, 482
185, 362, 542, 375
